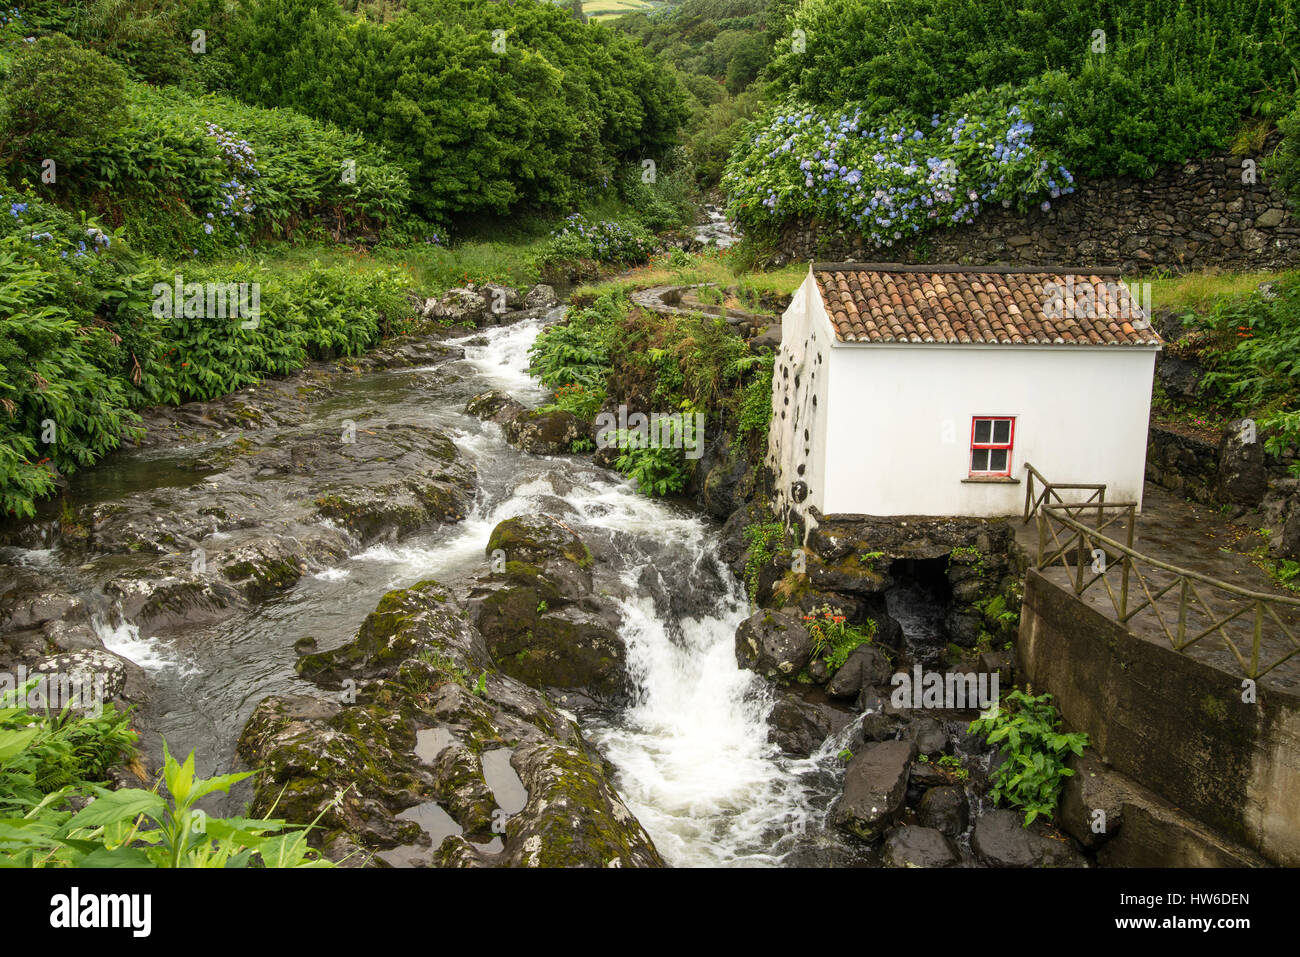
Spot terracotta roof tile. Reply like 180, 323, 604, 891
812, 264, 1164, 347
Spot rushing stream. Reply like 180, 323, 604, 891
1, 310, 865, 867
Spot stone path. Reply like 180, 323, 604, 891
1015, 482, 1300, 692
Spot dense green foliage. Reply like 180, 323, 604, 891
0, 690, 136, 817
614, 0, 772, 186
0, 188, 415, 517
766, 0, 1298, 180
0, 26, 411, 257
13, 0, 236, 88
0, 191, 149, 514
225, 0, 688, 221
716, 0, 1300, 234
0, 701, 330, 867
1176, 276, 1300, 467
968, 689, 1088, 826
528, 291, 772, 495
0, 33, 130, 160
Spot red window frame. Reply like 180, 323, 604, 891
970, 416, 1015, 477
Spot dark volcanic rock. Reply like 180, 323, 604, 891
882, 825, 960, 868
917, 785, 970, 837
502, 409, 588, 455
465, 390, 526, 425
971, 809, 1088, 868
831, 739, 917, 841
734, 608, 813, 679
766, 692, 854, 756
824, 643, 891, 698
466, 516, 626, 699
241, 579, 663, 868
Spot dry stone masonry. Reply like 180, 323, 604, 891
780, 138, 1300, 273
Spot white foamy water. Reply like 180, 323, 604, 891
447, 312, 555, 403
94, 617, 198, 676
446, 312, 825, 866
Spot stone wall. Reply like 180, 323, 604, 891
1145, 425, 1224, 506
779, 138, 1300, 272
1018, 569, 1300, 866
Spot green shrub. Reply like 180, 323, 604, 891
59, 82, 411, 257
967, 688, 1088, 826
0, 33, 130, 161
801, 604, 877, 674
527, 296, 621, 390
0, 717, 332, 867
0, 682, 137, 817
612, 428, 692, 496
1179, 275, 1300, 468
0, 190, 152, 516
541, 383, 606, 421
10, 0, 235, 87
741, 519, 785, 601
734, 352, 773, 447
539, 214, 658, 268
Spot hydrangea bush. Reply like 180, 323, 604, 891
544, 213, 657, 265
723, 88, 1075, 244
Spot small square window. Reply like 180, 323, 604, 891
970, 416, 1015, 477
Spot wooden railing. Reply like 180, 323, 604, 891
1023, 463, 1300, 679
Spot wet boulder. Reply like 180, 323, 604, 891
105, 568, 246, 633
28, 649, 132, 710
480, 284, 525, 322
502, 408, 588, 455
351, 339, 465, 371
734, 609, 812, 678
693, 433, 753, 520
882, 825, 960, 868
467, 516, 626, 700
524, 284, 559, 310
824, 643, 891, 698
917, 785, 970, 837
767, 692, 854, 756
442, 740, 663, 868
900, 715, 950, 755
304, 424, 477, 539
471, 566, 627, 699
298, 580, 489, 686
971, 809, 1088, 867
242, 580, 663, 867
484, 515, 595, 591
465, 390, 526, 426
831, 739, 917, 841
423, 288, 487, 325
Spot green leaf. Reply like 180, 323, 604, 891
58, 788, 166, 835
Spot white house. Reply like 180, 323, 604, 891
767, 263, 1163, 524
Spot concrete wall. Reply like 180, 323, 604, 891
1019, 569, 1300, 866
819, 341, 1157, 517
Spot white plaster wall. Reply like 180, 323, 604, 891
818, 339, 1159, 517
